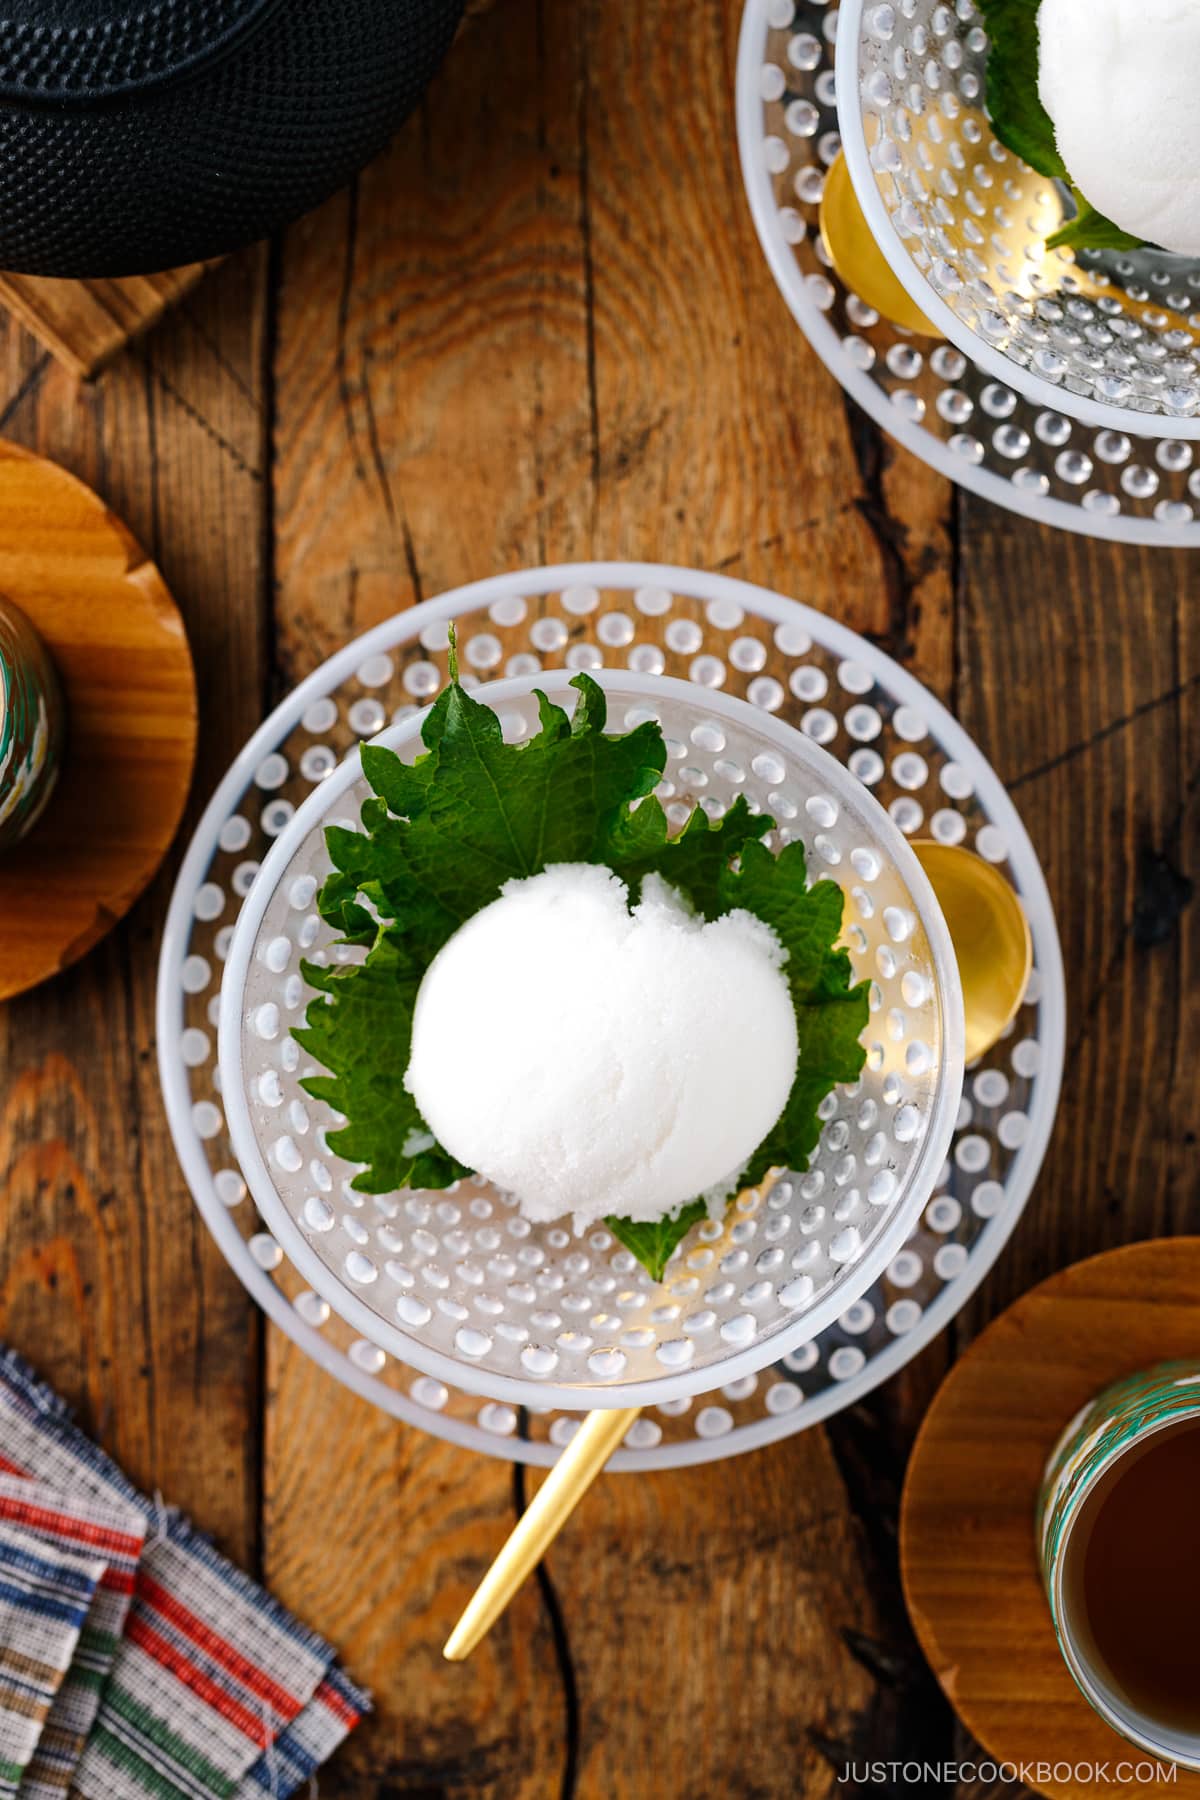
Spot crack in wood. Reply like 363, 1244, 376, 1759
824, 1403, 958, 1778
1067, 743, 1200, 1061
843, 398, 919, 664
360, 345, 399, 529
178, 296, 259, 408
401, 517, 426, 608
526, 1505, 580, 1799
576, 0, 599, 539
710, 504, 860, 574
513, 1426, 579, 1800
1008, 666, 1200, 791
132, 348, 263, 482
0, 352, 50, 432
336, 174, 371, 499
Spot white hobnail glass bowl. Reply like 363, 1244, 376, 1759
836, 0, 1200, 438
219, 668, 964, 1410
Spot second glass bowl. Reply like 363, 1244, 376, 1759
837, 0, 1200, 437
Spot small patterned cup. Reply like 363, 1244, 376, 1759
1037, 1360, 1200, 1770
0, 598, 65, 852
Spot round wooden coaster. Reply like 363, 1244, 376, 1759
0, 440, 196, 1001
901, 1238, 1200, 1799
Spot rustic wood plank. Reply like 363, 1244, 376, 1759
555, 5, 955, 1792
816, 507, 1200, 1800
264, 0, 957, 1793
0, 264, 213, 381
271, 3, 598, 668
580, 6, 957, 675
266, 2, 596, 1784
956, 521, 1200, 1318
0, 246, 268, 1562
5, 0, 1191, 1791
555, 1443, 886, 1800
259, 1362, 565, 1796
934, 506, 1200, 1799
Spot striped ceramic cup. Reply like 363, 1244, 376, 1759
1037, 1360, 1200, 1770
0, 598, 65, 851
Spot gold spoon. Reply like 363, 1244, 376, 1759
443, 847, 1029, 1660
443, 1166, 783, 1663
443, 1403, 640, 1661
911, 840, 1032, 1064
818, 150, 940, 338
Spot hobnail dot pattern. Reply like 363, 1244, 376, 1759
846, 0, 1200, 432
227, 670, 960, 1400
741, 0, 1200, 539
163, 570, 1062, 1464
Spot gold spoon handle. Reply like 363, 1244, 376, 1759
443, 1404, 641, 1660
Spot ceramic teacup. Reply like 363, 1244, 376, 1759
0, 598, 65, 852
1037, 1360, 1200, 1770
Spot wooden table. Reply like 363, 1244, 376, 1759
0, 4, 1196, 1795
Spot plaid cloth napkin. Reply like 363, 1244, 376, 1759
0, 1475, 145, 1800
0, 1350, 369, 1799
0, 1523, 105, 1798
234, 1670, 368, 1799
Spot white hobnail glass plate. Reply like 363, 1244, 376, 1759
157, 562, 1065, 1467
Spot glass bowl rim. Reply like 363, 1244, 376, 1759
833, 0, 1200, 442
218, 665, 967, 1409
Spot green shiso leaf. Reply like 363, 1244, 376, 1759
718, 842, 872, 1192
977, 0, 1145, 251
299, 643, 868, 1283
299, 934, 472, 1195
604, 1200, 709, 1285
1045, 192, 1144, 255
600, 791, 771, 918
976, 0, 1064, 180
317, 643, 666, 967
599, 840, 869, 1281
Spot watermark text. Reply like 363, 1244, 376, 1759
837, 1760, 1177, 1787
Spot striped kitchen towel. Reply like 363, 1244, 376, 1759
0, 1476, 146, 1799
0, 1350, 369, 1798
0, 1523, 105, 1799
74, 1514, 340, 1800
236, 1669, 370, 1798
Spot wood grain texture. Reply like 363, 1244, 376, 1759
0, 265, 212, 380
263, 1, 956, 1794
956, 526, 1200, 1326
0, 249, 268, 1558
0, 0, 1195, 1794
0, 441, 196, 1000
902, 1239, 1200, 1800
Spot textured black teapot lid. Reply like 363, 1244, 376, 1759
0, 0, 280, 101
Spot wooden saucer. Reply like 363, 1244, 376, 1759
0, 441, 196, 1001
901, 1239, 1200, 1799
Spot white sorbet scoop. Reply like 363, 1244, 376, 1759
1038, 0, 1200, 254
404, 863, 798, 1229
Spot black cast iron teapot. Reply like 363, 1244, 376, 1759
0, 0, 464, 276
